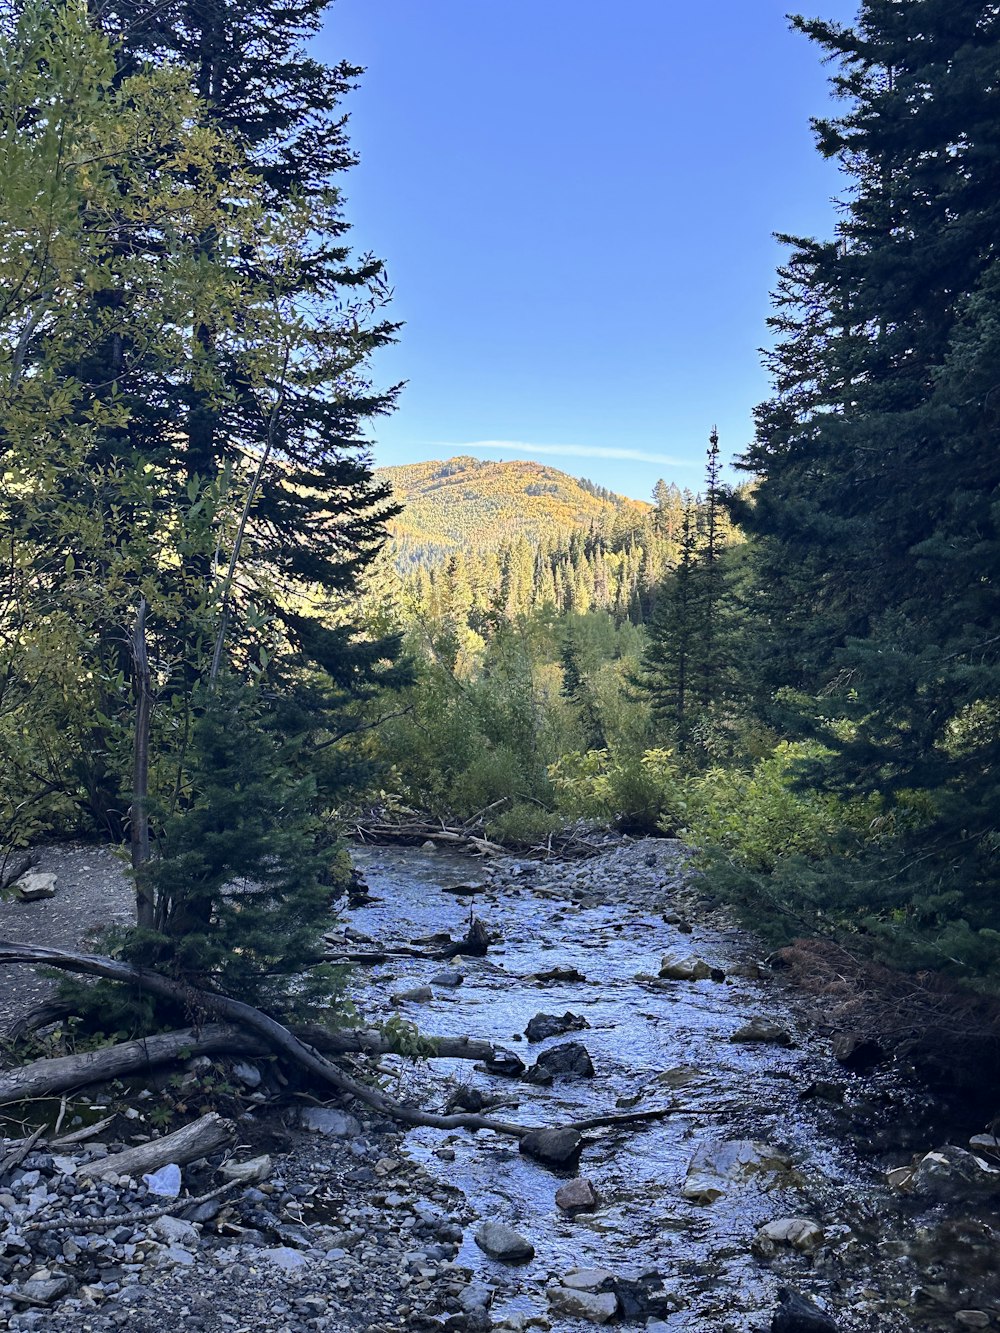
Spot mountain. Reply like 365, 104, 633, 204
376, 456, 650, 566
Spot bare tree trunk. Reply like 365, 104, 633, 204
130, 598, 154, 930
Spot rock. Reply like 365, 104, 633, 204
473, 1221, 534, 1263
555, 1178, 598, 1214
683, 1140, 794, 1204
800, 1081, 844, 1104
525, 1041, 594, 1084
421, 840, 437, 851
546, 1286, 617, 1324
911, 1145, 1000, 1200
956, 1313, 991, 1329
885, 1166, 915, 1191
731, 1019, 793, 1046
532, 966, 586, 983
969, 1133, 1000, 1161
607, 1275, 679, 1321
300, 1108, 362, 1137
441, 882, 482, 896
524, 1011, 589, 1042
446, 1086, 490, 1114
430, 970, 464, 988
14, 873, 57, 901
752, 1217, 824, 1258
261, 1246, 310, 1271
156, 1245, 196, 1267
219, 1154, 272, 1185
392, 986, 434, 1003
142, 1163, 182, 1197
519, 1127, 583, 1167
152, 1214, 199, 1248
770, 1288, 839, 1332
20, 1276, 73, 1303
658, 953, 724, 982
830, 1031, 884, 1071
232, 1061, 262, 1089
561, 1268, 615, 1291
458, 1282, 494, 1313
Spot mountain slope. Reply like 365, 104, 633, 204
376, 456, 650, 564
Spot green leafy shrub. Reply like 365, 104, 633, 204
548, 747, 689, 835
684, 741, 881, 872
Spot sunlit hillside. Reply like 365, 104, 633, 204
376, 455, 650, 566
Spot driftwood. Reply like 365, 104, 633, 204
352, 808, 613, 860
23, 1178, 241, 1234
81, 1111, 236, 1180
324, 916, 492, 965
0, 1125, 45, 1180
0, 940, 674, 1144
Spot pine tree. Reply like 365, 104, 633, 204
736, 1, 1000, 977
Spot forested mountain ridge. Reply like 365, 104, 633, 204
376, 455, 650, 566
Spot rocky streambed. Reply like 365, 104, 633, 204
1, 836, 999, 1332
342, 836, 1000, 1332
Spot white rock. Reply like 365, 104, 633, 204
300, 1108, 362, 1137
683, 1140, 793, 1204
220, 1154, 271, 1185
14, 873, 57, 901
752, 1216, 824, 1257
142, 1164, 181, 1197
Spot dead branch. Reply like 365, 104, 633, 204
81, 1111, 236, 1181
0, 940, 674, 1144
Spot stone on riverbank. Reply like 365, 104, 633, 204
911, 1145, 1000, 1199
474, 1221, 534, 1263
300, 1108, 362, 1137
731, 1019, 793, 1046
658, 953, 724, 982
546, 1285, 617, 1323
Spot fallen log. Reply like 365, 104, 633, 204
81, 1111, 235, 1180
0, 1021, 518, 1109
324, 916, 493, 965
0, 1024, 257, 1106
0, 940, 673, 1145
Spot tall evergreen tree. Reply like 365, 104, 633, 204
735, 1, 1000, 976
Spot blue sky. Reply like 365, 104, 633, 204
316, 1, 859, 502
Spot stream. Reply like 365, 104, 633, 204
343, 838, 999, 1332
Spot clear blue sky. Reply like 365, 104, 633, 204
315, 1, 859, 502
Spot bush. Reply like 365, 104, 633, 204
548, 747, 689, 835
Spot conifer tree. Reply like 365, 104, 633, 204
736, 1, 1000, 976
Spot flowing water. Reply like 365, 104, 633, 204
344, 843, 999, 1332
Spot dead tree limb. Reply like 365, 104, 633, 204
0, 941, 672, 1142
81, 1111, 235, 1181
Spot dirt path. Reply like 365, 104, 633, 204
0, 843, 133, 1030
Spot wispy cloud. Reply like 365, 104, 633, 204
427, 439, 695, 468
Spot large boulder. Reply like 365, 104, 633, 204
911, 1145, 1000, 1200
474, 1221, 534, 1263
546, 1286, 617, 1324
658, 953, 724, 982
524, 1011, 589, 1042
830, 1031, 884, 1071
525, 1041, 594, 1085
519, 1126, 583, 1167
14, 872, 57, 901
683, 1140, 794, 1204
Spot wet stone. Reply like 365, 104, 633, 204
519, 1127, 583, 1168
524, 1011, 589, 1042
524, 1040, 594, 1084
473, 1222, 534, 1263
731, 1019, 793, 1046
300, 1108, 362, 1138
770, 1287, 840, 1332
555, 1178, 598, 1214
546, 1285, 617, 1324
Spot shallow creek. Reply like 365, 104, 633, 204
345, 842, 998, 1332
